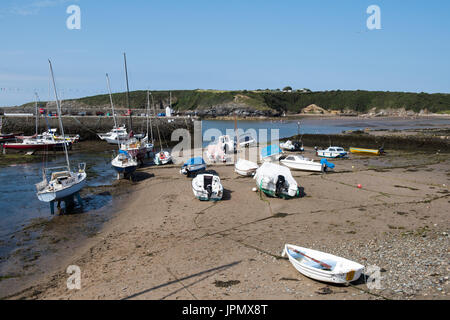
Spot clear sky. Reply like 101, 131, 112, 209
1, 0, 449, 106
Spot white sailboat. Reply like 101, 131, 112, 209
106, 74, 138, 179
36, 60, 87, 203
98, 125, 128, 144
153, 91, 172, 166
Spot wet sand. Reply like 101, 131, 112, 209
1, 147, 449, 300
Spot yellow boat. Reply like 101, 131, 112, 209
349, 147, 384, 155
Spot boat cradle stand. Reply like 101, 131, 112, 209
49, 192, 83, 215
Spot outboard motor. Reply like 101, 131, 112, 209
275, 175, 286, 196
204, 175, 213, 198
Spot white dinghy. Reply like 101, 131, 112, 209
234, 158, 259, 176
280, 155, 335, 173
282, 244, 364, 284
192, 171, 223, 201
254, 162, 299, 199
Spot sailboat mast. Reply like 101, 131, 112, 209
153, 95, 163, 152
48, 60, 70, 171
34, 92, 39, 135
149, 92, 154, 144
106, 74, 121, 150
123, 53, 132, 132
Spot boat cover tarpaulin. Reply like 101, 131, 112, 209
320, 158, 335, 169
183, 157, 206, 166
261, 145, 282, 158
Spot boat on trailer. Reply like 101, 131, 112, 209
282, 244, 364, 284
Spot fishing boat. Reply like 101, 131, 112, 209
106, 73, 139, 178
254, 162, 299, 199
349, 147, 384, 156
36, 60, 87, 203
180, 157, 207, 177
234, 158, 259, 176
282, 244, 364, 284
316, 146, 348, 159
280, 155, 334, 172
260, 145, 283, 162
97, 125, 128, 144
192, 171, 223, 201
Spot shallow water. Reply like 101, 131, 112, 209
202, 118, 450, 146
0, 148, 117, 244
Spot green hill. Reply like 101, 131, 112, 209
13, 89, 450, 114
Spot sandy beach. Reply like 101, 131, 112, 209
1, 145, 449, 300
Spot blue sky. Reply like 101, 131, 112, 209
1, 0, 449, 106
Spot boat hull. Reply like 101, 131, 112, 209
37, 175, 87, 203
349, 147, 381, 155
112, 164, 138, 175
282, 244, 364, 284
3, 142, 70, 151
235, 159, 259, 176
280, 159, 324, 172
181, 164, 207, 176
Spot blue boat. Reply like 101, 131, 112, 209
180, 157, 207, 177
261, 145, 283, 162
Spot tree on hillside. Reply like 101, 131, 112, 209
283, 86, 293, 92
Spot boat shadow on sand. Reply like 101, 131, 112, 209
130, 171, 154, 183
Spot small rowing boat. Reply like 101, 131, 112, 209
349, 147, 384, 155
282, 244, 364, 284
